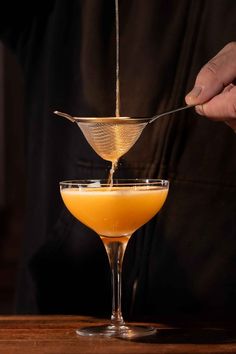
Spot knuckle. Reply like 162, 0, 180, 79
198, 59, 224, 90
197, 60, 222, 87
203, 60, 219, 76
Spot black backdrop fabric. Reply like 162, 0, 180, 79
1, 0, 236, 320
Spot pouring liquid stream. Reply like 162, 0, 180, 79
108, 0, 120, 187
115, 0, 120, 119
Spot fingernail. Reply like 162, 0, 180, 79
186, 86, 202, 103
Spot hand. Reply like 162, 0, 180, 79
185, 42, 236, 132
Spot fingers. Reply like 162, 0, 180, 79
194, 84, 236, 132
185, 42, 236, 105
185, 42, 236, 132
195, 84, 236, 120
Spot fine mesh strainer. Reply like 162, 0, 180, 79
77, 118, 148, 162
54, 105, 192, 162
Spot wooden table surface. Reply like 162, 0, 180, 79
0, 315, 235, 353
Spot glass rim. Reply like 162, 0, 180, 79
60, 179, 169, 187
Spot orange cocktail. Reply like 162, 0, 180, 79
60, 179, 169, 338
61, 185, 168, 238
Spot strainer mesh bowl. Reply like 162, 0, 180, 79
77, 120, 147, 162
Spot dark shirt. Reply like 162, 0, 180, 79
1, 0, 236, 320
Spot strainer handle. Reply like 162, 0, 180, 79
149, 105, 194, 123
54, 111, 76, 123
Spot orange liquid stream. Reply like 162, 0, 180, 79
61, 186, 168, 238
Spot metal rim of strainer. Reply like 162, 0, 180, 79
54, 111, 151, 124
73, 117, 150, 124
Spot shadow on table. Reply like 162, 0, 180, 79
129, 327, 236, 344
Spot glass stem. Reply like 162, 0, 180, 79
102, 237, 129, 327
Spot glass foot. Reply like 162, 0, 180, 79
76, 324, 156, 338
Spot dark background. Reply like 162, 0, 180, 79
0, 42, 25, 313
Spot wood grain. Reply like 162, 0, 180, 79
0, 316, 235, 353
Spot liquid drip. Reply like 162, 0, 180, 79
108, 160, 118, 187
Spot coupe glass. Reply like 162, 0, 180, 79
60, 179, 169, 338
